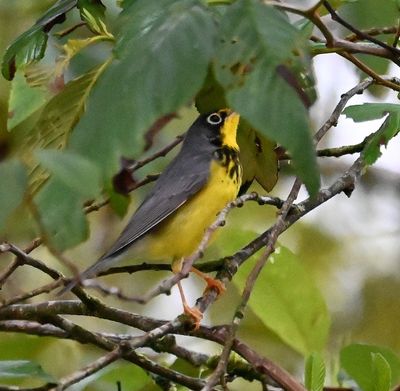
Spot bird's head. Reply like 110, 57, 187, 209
187, 108, 240, 150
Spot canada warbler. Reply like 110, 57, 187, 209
61, 109, 242, 323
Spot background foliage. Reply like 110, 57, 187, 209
0, 0, 399, 390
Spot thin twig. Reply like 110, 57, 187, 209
339, 53, 400, 91
0, 243, 106, 308
0, 279, 63, 308
0, 238, 42, 287
0, 320, 67, 338
314, 78, 374, 142
143, 114, 179, 151
345, 26, 398, 42
129, 134, 184, 172
317, 142, 366, 158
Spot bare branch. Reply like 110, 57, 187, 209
143, 113, 179, 151
0, 279, 62, 307
345, 26, 399, 42
0, 238, 42, 287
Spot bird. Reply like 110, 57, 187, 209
61, 108, 242, 326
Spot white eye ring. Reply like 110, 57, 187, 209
207, 113, 223, 125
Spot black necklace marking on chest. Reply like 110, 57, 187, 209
213, 146, 241, 181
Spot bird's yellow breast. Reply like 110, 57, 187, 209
142, 156, 241, 262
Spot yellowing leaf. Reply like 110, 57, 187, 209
20, 61, 110, 194
238, 123, 278, 194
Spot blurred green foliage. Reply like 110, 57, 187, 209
0, 0, 400, 390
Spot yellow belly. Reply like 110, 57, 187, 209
141, 159, 241, 262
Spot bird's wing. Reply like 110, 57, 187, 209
58, 145, 211, 295
100, 146, 211, 260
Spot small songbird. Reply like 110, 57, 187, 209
61, 109, 242, 325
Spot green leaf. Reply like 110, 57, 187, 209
214, 0, 319, 195
1, 0, 77, 80
343, 103, 400, 122
362, 113, 400, 165
0, 360, 54, 382
2, 29, 47, 81
344, 103, 400, 165
233, 246, 330, 356
107, 186, 131, 217
35, 179, 88, 251
305, 353, 326, 391
372, 353, 391, 391
340, 343, 400, 391
35, 150, 101, 199
0, 159, 27, 231
7, 70, 48, 130
69, 0, 216, 178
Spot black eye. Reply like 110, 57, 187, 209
207, 113, 223, 125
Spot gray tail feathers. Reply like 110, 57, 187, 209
58, 258, 109, 296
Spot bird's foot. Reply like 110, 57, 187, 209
203, 275, 226, 296
183, 303, 203, 330
190, 267, 226, 296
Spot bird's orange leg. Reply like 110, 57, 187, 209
176, 280, 203, 328
190, 267, 226, 296
172, 261, 203, 328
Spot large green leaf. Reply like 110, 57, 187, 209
0, 159, 27, 231
0, 360, 54, 382
69, 0, 216, 178
214, 0, 319, 195
340, 344, 400, 391
1, 0, 78, 80
233, 247, 330, 355
233, 246, 330, 356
